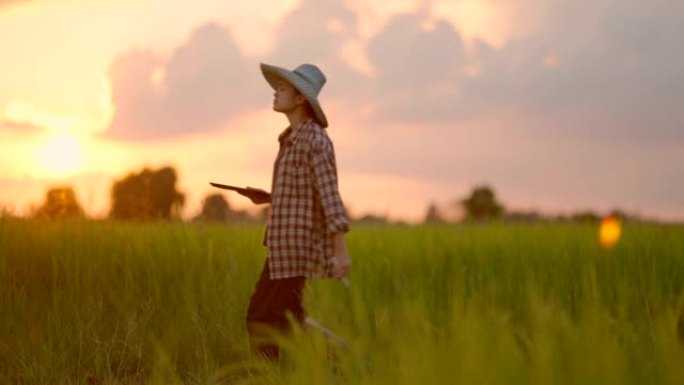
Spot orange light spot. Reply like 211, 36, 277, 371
599, 215, 621, 248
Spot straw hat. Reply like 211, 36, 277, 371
260, 63, 328, 128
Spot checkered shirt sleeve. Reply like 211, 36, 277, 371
311, 136, 349, 234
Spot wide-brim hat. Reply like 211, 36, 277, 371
260, 63, 328, 128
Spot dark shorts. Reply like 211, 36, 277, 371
246, 260, 306, 331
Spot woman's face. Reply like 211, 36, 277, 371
272, 79, 304, 114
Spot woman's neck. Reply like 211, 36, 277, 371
285, 107, 311, 130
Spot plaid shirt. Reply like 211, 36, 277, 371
264, 119, 350, 279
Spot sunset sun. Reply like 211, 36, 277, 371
38, 134, 85, 177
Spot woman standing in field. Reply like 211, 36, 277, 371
236, 63, 351, 361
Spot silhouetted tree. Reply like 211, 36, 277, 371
194, 193, 259, 223
196, 193, 231, 222
110, 166, 185, 220
424, 203, 445, 224
607, 208, 632, 222
461, 186, 504, 221
503, 210, 543, 222
0, 205, 16, 219
355, 213, 389, 224
570, 211, 601, 223
33, 187, 84, 219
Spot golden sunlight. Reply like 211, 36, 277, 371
37, 134, 85, 177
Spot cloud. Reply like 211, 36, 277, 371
462, 0, 684, 142
105, 0, 684, 146
264, 0, 366, 99
104, 0, 369, 141
0, 119, 41, 132
318, 0, 682, 218
0, 0, 24, 9
268, 0, 357, 63
106, 23, 263, 141
336, 0, 684, 146
363, 12, 468, 122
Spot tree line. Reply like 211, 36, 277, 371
11, 166, 639, 224
423, 186, 635, 224
25, 166, 262, 223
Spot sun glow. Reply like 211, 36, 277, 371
38, 134, 85, 177
599, 215, 622, 248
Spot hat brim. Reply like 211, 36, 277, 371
260, 63, 328, 128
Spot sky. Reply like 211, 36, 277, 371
0, 0, 682, 222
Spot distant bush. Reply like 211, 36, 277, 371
194, 193, 253, 223
110, 166, 185, 220
31, 187, 84, 220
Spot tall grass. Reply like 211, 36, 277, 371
1, 218, 683, 384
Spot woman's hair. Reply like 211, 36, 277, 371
294, 88, 316, 118
303, 101, 316, 119
292, 87, 317, 122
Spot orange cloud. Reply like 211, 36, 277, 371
0, 0, 23, 10
0, 119, 40, 132
433, 0, 509, 49
106, 24, 261, 141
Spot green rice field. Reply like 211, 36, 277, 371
1, 218, 683, 384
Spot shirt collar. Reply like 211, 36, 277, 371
278, 118, 313, 146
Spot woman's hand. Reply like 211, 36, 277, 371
331, 252, 351, 278
239, 187, 271, 204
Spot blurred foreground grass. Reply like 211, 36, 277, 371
1, 218, 683, 384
